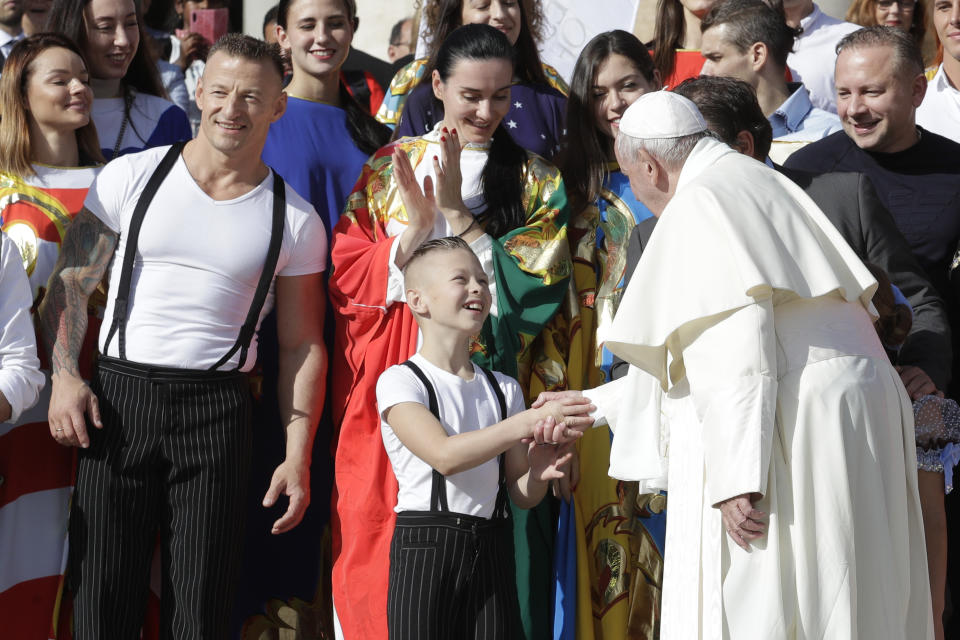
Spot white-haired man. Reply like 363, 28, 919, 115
539, 91, 933, 639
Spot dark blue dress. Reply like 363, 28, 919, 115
396, 81, 566, 159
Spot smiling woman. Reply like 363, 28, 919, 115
47, 0, 191, 158
329, 23, 571, 640
262, 0, 389, 237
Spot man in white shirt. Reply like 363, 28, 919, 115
917, 0, 960, 140
783, 0, 861, 113
0, 0, 23, 63
40, 35, 327, 638
700, 0, 841, 163
0, 232, 43, 423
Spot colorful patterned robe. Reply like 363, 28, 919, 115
376, 57, 570, 129
328, 135, 570, 640
539, 166, 668, 640
0, 164, 100, 640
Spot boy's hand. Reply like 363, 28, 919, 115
530, 413, 583, 445
552, 445, 580, 502
528, 420, 575, 482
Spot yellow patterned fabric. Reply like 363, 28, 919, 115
375, 58, 428, 127
542, 62, 570, 96
537, 165, 664, 640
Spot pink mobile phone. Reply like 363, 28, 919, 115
189, 8, 229, 47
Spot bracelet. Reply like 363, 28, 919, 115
457, 218, 478, 237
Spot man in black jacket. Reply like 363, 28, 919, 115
614, 74, 950, 401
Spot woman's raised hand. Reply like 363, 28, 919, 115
433, 127, 468, 224
393, 146, 436, 235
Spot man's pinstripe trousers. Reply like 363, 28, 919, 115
69, 356, 253, 639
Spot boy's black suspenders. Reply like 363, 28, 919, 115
400, 360, 511, 520
101, 142, 286, 372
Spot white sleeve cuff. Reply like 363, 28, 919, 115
0, 369, 43, 424
386, 235, 407, 306
469, 233, 498, 318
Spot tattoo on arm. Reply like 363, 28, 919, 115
39, 208, 118, 377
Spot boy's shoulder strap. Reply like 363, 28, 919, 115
400, 359, 439, 419
477, 365, 511, 521
399, 358, 448, 512
477, 365, 507, 421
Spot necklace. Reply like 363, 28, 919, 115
111, 91, 132, 159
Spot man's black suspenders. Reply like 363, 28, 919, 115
400, 360, 511, 520
102, 142, 287, 371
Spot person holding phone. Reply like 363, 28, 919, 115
170, 0, 229, 132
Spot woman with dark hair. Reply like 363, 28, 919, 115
550, 29, 666, 639
846, 0, 927, 49
0, 32, 104, 639
650, 0, 717, 86
377, 0, 567, 159
264, 0, 389, 237
47, 0, 191, 158
330, 23, 570, 640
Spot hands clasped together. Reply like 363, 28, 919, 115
524, 390, 595, 495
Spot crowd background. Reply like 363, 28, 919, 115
0, 0, 958, 638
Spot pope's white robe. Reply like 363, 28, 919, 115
590, 138, 933, 639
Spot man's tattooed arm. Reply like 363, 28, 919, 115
39, 208, 118, 377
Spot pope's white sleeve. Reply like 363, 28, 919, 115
582, 377, 628, 428
678, 299, 778, 507
0, 235, 44, 423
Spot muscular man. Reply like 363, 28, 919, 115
41, 34, 327, 638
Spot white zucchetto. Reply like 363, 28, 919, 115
618, 91, 708, 139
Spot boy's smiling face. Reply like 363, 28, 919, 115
406, 247, 491, 334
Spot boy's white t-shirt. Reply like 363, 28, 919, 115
377, 353, 526, 519
85, 145, 327, 371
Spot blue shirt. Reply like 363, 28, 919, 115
93, 92, 192, 160
769, 83, 842, 141
263, 97, 371, 239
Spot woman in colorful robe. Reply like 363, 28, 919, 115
377, 0, 568, 159
0, 34, 104, 640
550, 31, 666, 640
330, 25, 571, 640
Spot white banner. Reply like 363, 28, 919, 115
538, 0, 641, 83
415, 1, 641, 82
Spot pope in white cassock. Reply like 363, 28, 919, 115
570, 92, 933, 639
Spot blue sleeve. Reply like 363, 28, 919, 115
396, 84, 439, 138
146, 105, 192, 147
